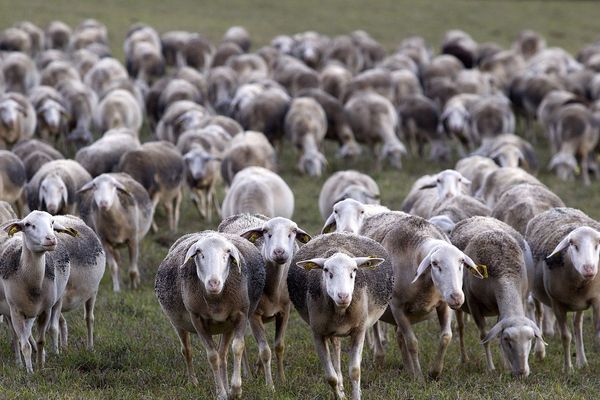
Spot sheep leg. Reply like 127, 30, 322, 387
390, 306, 422, 379
456, 310, 469, 364
591, 298, 600, 350
395, 328, 410, 373
150, 196, 160, 233
164, 199, 175, 232
274, 305, 291, 382
249, 314, 274, 389
127, 239, 141, 289
429, 304, 452, 379
173, 188, 182, 231
371, 322, 386, 366
190, 317, 227, 400
349, 329, 367, 400
11, 311, 35, 373
330, 337, 344, 394
59, 314, 68, 349
47, 306, 61, 354
35, 309, 52, 370
103, 242, 121, 292
5, 315, 23, 367
218, 331, 234, 392
191, 191, 206, 219
175, 328, 198, 385
573, 311, 588, 368
84, 294, 97, 350
552, 303, 573, 373
542, 304, 556, 337
581, 153, 591, 186
230, 313, 247, 399
472, 309, 494, 371
211, 187, 222, 219
533, 298, 546, 360
313, 333, 345, 399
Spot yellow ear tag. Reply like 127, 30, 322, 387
248, 232, 259, 243
302, 262, 319, 271
8, 226, 19, 237
476, 264, 489, 279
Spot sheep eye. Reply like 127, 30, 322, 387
334, 210, 338, 214
323, 268, 328, 273
268, 234, 272, 239
360, 210, 365, 214
436, 179, 441, 183
24, 222, 31, 227
288, 234, 291, 238
329, 273, 334, 279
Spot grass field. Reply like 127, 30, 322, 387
2, 1, 600, 399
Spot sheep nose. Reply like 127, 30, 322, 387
207, 278, 221, 292
337, 293, 350, 304
44, 236, 57, 246
582, 265, 596, 279
448, 292, 464, 308
98, 200, 109, 209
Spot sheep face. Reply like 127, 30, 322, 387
183, 235, 241, 295
184, 149, 218, 183
79, 175, 130, 211
39, 174, 67, 214
40, 100, 66, 134
242, 217, 311, 265
2, 210, 77, 252
420, 170, 470, 200
490, 146, 525, 169
327, 198, 367, 234
0, 99, 24, 131
547, 226, 600, 280
297, 253, 384, 309
379, 142, 406, 169
298, 150, 326, 177
175, 110, 205, 134
443, 108, 468, 135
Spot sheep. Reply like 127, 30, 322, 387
288, 232, 393, 399
318, 170, 380, 220
47, 215, 105, 351
124, 25, 164, 85
272, 55, 320, 97
344, 91, 407, 169
198, 115, 243, 137
118, 141, 185, 232
0, 201, 16, 224
476, 167, 542, 208
428, 195, 492, 235
226, 54, 268, 83
83, 58, 129, 98
469, 95, 515, 143
220, 131, 277, 187
0, 26, 32, 53
94, 89, 143, 134
26, 159, 92, 215
70, 19, 108, 51
0, 92, 36, 148
360, 212, 485, 379
526, 207, 600, 372
0, 211, 78, 372
182, 35, 215, 71
57, 79, 98, 148
491, 183, 565, 236
154, 230, 266, 399
320, 63, 352, 101
441, 30, 478, 69
513, 30, 546, 60
537, 90, 578, 150
207, 66, 238, 114
454, 69, 496, 95
292, 31, 328, 69
344, 68, 394, 103
400, 169, 471, 218
40, 60, 80, 88
177, 126, 230, 221
396, 36, 431, 69
509, 74, 562, 134
222, 26, 251, 52
390, 69, 422, 105
211, 42, 244, 68
295, 88, 362, 158
75, 128, 141, 177
78, 173, 153, 292
450, 217, 542, 377
45, 21, 72, 51
473, 133, 538, 171
454, 155, 499, 195
548, 102, 599, 185
440, 93, 481, 153
421, 54, 464, 85
1, 51, 39, 94
321, 198, 391, 234
221, 167, 294, 219
351, 30, 385, 70
35, 49, 68, 71
28, 86, 70, 145
0, 150, 26, 216
155, 100, 210, 144
284, 97, 327, 177
218, 214, 311, 388
11, 138, 64, 180
324, 35, 364, 74
158, 78, 204, 117
72, 48, 100, 78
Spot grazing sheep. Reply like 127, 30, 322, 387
78, 173, 153, 291
441, 93, 481, 153
321, 198, 391, 234
227, 54, 268, 83
0, 26, 32, 54
526, 207, 600, 372
441, 30, 477, 69
318, 170, 380, 220
72, 48, 100, 78
182, 35, 215, 71
320, 62, 352, 100
491, 183, 565, 236
223, 26, 251, 52
211, 42, 244, 68
454, 155, 499, 195
40, 60, 80, 88
26, 159, 92, 215
94, 89, 143, 134
344, 68, 393, 103
451, 217, 542, 377
118, 141, 185, 232
536, 90, 578, 150
221, 167, 294, 219
12, 138, 64, 180
0, 150, 26, 216
324, 35, 364, 74
45, 21, 72, 51
28, 86, 70, 144
155, 230, 265, 399
84, 58, 129, 98
473, 133, 538, 171
345, 91, 407, 169
1, 52, 39, 94
288, 232, 393, 399
155, 100, 209, 144
0, 92, 36, 149
219, 214, 311, 388
513, 30, 546, 60
220, 131, 276, 187
124, 25, 164, 84
469, 95, 515, 142
0, 211, 77, 372
70, 19, 108, 51
75, 128, 141, 177
476, 167, 542, 208
57, 79, 98, 148
284, 97, 328, 177
208, 66, 238, 114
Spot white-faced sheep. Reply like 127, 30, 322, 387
218, 214, 311, 388
26, 159, 92, 215
321, 198, 391, 235
0, 92, 36, 149
0, 150, 26, 216
155, 230, 265, 399
344, 91, 407, 169
75, 128, 141, 177
288, 232, 393, 399
221, 167, 294, 219
94, 88, 143, 134
28, 86, 70, 145
360, 212, 485, 379
0, 211, 78, 372
118, 141, 185, 232
284, 97, 328, 177
220, 131, 277, 187
318, 170, 380, 220
12, 138, 64, 180
451, 217, 542, 377
78, 173, 153, 291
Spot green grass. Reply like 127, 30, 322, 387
3, 1, 600, 399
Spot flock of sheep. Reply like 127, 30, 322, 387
1, 17, 600, 400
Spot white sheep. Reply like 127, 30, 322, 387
318, 170, 380, 220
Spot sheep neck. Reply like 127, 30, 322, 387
263, 259, 290, 298
20, 245, 47, 290
495, 280, 525, 319
97, 197, 128, 224
301, 133, 319, 154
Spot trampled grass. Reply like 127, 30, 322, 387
2, 1, 600, 399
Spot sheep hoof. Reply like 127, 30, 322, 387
428, 369, 442, 380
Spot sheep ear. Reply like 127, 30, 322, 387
526, 319, 548, 346
114, 180, 134, 197
481, 320, 505, 344
53, 221, 78, 237
354, 257, 385, 270
297, 258, 326, 271
229, 247, 242, 274
3, 221, 23, 237
547, 235, 570, 259
460, 177, 471, 187
412, 252, 433, 284
464, 255, 485, 279
240, 228, 263, 244
295, 227, 312, 244
321, 213, 337, 234
182, 243, 200, 268
77, 181, 95, 194
418, 181, 437, 190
